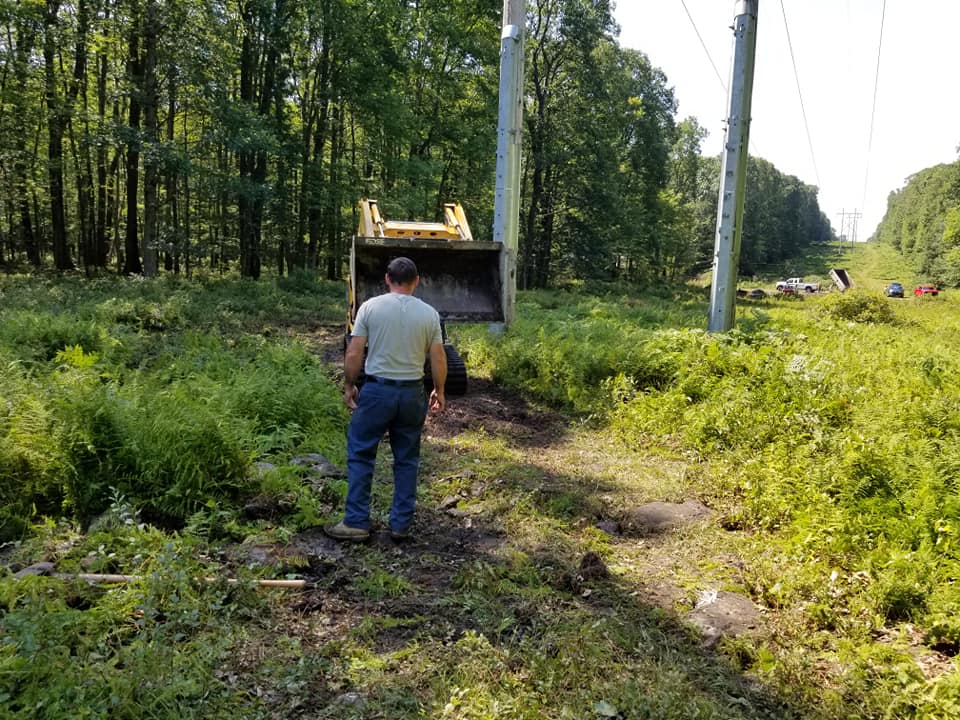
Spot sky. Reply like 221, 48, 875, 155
612, 0, 960, 241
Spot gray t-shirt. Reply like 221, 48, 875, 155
353, 292, 442, 380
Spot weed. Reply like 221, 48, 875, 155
355, 568, 413, 600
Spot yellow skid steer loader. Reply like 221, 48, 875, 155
347, 199, 505, 395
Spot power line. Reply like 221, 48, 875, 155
861, 0, 887, 218
680, 0, 726, 94
779, 0, 821, 188
679, 0, 762, 157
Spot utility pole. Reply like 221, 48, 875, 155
837, 208, 846, 258
708, 0, 760, 333
493, 0, 524, 326
849, 209, 862, 243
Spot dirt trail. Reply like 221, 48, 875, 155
286, 327, 765, 648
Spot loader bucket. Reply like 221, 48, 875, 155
350, 236, 505, 324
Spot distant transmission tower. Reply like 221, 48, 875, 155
848, 210, 862, 243
837, 209, 862, 248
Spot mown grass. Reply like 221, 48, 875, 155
2, 247, 958, 719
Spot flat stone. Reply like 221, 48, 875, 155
686, 589, 762, 648
291, 453, 346, 479
285, 528, 347, 561
243, 493, 295, 519
335, 692, 364, 706
439, 494, 461, 510
13, 562, 55, 578
621, 500, 711, 536
238, 544, 276, 567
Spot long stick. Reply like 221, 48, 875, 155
58, 573, 309, 588
11, 564, 309, 588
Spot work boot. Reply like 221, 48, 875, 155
323, 521, 370, 542
389, 525, 412, 542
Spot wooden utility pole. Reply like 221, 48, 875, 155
848, 210, 862, 243
708, 1, 759, 332
493, 0, 524, 326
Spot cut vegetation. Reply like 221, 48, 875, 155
1, 243, 959, 719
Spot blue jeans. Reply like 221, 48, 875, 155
344, 381, 428, 532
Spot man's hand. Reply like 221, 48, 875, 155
429, 388, 445, 414
343, 335, 366, 411
343, 382, 359, 410
427, 343, 447, 415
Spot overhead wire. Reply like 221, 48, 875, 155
779, 0, 821, 189
679, 0, 727, 94
861, 0, 887, 221
679, 0, 761, 156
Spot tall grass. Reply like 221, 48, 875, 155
0, 274, 348, 537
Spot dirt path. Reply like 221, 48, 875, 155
286, 327, 764, 648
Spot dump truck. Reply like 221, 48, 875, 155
347, 199, 506, 396
829, 268, 853, 292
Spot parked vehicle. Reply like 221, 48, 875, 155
886, 282, 904, 297
830, 268, 853, 292
915, 284, 939, 297
775, 277, 820, 293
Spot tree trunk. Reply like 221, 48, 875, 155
307, 0, 331, 270
109, 143, 122, 270
123, 2, 143, 275
524, 153, 544, 289
70, 0, 96, 272
325, 102, 342, 280
141, 0, 159, 277
274, 69, 289, 276
43, 0, 74, 271
13, 142, 38, 266
95, 49, 110, 267
165, 77, 180, 273
237, 5, 259, 278
183, 105, 191, 276
536, 166, 557, 287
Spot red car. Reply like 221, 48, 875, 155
915, 284, 939, 297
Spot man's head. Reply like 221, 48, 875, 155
386, 257, 419, 287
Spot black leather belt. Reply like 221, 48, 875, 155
366, 375, 423, 387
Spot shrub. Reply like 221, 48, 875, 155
95, 294, 186, 331
0, 312, 102, 362
818, 291, 898, 324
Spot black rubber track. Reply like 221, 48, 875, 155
425, 344, 468, 396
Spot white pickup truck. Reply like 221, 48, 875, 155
776, 277, 820, 293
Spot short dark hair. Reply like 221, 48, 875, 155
387, 256, 418, 285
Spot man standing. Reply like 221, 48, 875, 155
325, 257, 446, 541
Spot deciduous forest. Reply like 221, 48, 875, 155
875, 160, 960, 285
0, 0, 831, 285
